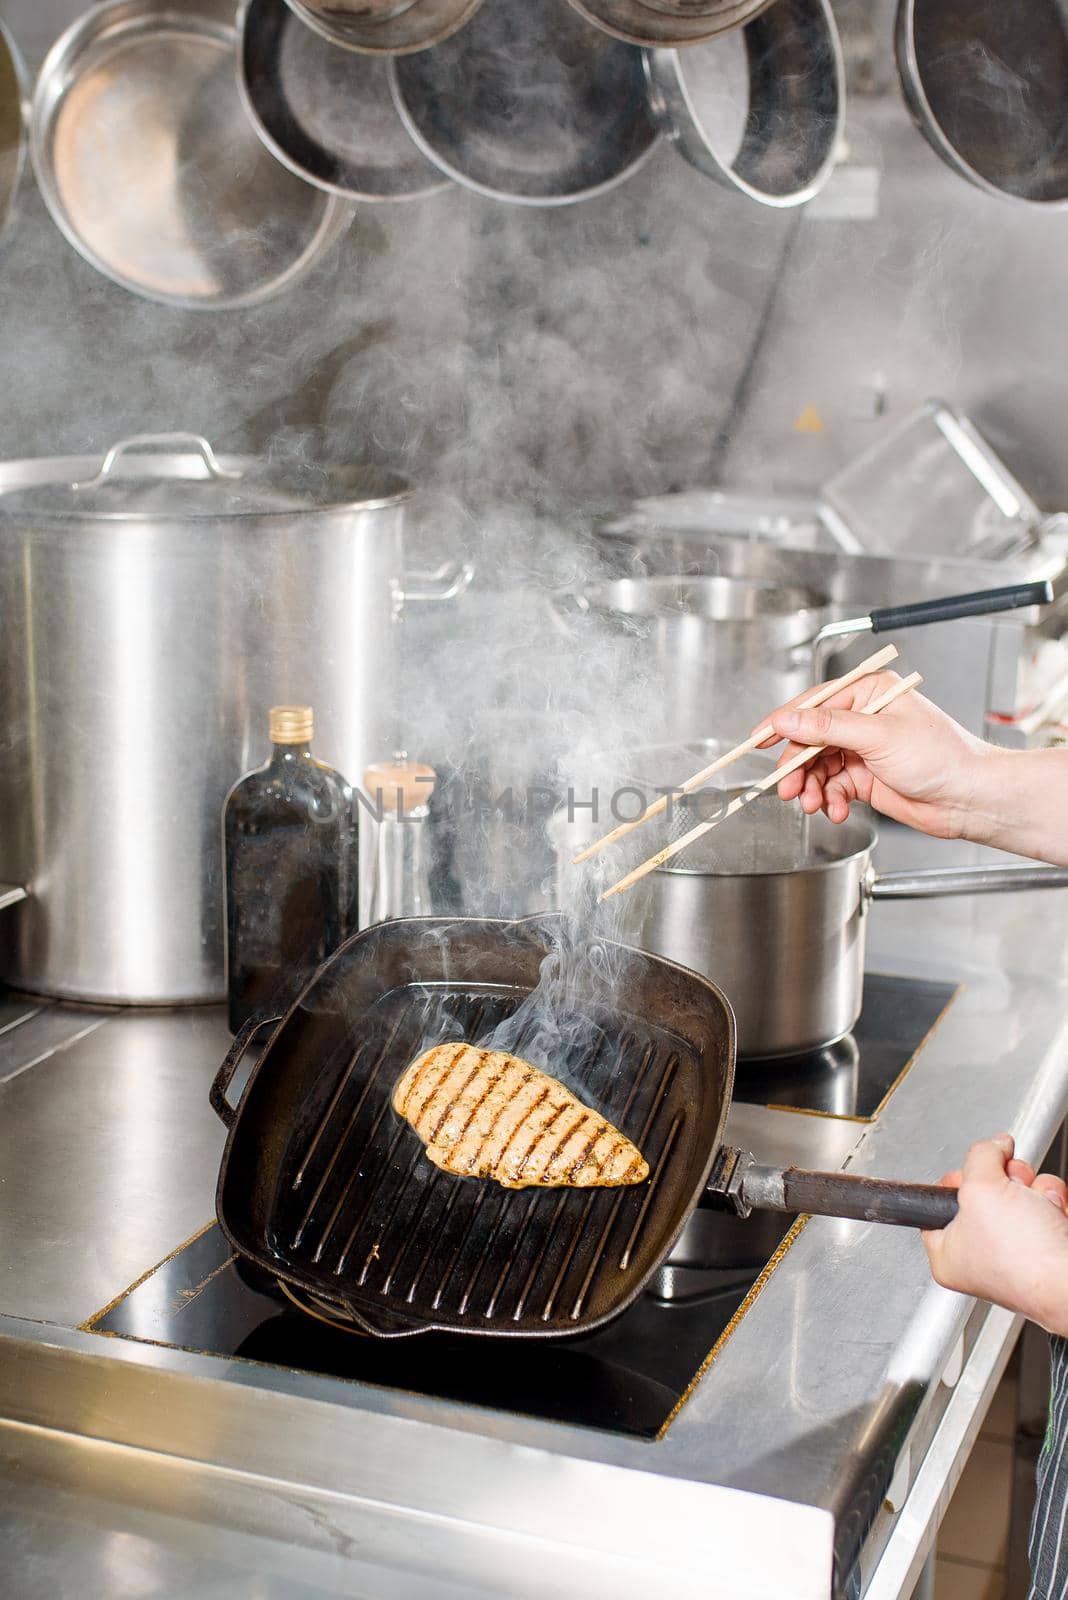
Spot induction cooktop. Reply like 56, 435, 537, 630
86, 973, 958, 1442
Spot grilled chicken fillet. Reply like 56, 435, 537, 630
392, 1043, 649, 1190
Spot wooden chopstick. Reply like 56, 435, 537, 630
600, 671, 924, 901
572, 643, 900, 865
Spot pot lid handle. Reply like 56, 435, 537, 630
71, 433, 243, 491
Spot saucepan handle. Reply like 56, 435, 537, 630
868, 580, 1053, 634
210, 1014, 283, 1128
778, 1167, 959, 1230
869, 864, 1068, 901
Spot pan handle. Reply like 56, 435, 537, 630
708, 1146, 958, 1230
869, 863, 1068, 901
867, 580, 1053, 634
812, 579, 1054, 649
210, 1014, 283, 1128
775, 1167, 959, 1230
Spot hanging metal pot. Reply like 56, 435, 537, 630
239, 0, 450, 200
389, 0, 659, 207
283, 0, 484, 56
567, 0, 772, 51
31, 0, 350, 309
644, 0, 845, 207
896, 0, 1068, 207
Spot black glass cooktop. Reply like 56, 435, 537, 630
86, 973, 958, 1442
735, 971, 959, 1120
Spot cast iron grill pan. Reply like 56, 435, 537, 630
212, 915, 731, 1338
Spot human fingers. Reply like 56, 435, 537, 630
800, 769, 827, 814
794, 751, 843, 788
1007, 1159, 1037, 1186
777, 766, 807, 803
960, 1134, 1015, 1185
822, 765, 860, 824
753, 670, 902, 751
921, 1168, 963, 1264
1032, 1174, 1068, 1211
771, 700, 904, 763
920, 1226, 945, 1274
783, 753, 841, 810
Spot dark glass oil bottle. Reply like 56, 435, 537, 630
224, 705, 354, 1035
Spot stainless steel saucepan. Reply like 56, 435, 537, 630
556, 743, 1068, 1058
632, 812, 1068, 1058
553, 575, 1054, 742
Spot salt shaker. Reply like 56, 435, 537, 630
359, 754, 436, 927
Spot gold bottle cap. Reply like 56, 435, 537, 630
270, 705, 314, 745
363, 756, 436, 814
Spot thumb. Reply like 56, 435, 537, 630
961, 1134, 1015, 1185
771, 703, 895, 756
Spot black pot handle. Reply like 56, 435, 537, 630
869, 580, 1053, 634
708, 1146, 959, 1230
210, 1014, 283, 1128
780, 1168, 959, 1230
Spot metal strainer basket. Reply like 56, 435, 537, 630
600, 739, 811, 876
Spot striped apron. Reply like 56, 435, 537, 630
1030, 1336, 1068, 1598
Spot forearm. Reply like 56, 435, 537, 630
965, 746, 1068, 866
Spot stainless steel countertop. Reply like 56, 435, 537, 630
1, 823, 1067, 1599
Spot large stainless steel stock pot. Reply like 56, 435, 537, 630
0, 433, 465, 1003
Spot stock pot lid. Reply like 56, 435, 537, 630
0, 435, 411, 520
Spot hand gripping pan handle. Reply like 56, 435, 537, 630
210, 1014, 283, 1128
709, 1147, 959, 1230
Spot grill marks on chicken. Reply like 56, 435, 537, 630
391, 1043, 649, 1190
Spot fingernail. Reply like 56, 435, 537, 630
778, 712, 800, 735
994, 1133, 1014, 1153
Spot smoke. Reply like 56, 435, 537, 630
8, 0, 1066, 1026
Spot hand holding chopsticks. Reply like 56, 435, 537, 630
573, 643, 901, 866
599, 671, 924, 901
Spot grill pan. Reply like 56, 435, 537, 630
211, 913, 958, 1339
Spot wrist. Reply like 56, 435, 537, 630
958, 746, 1068, 865
957, 743, 1016, 850
1035, 1279, 1068, 1338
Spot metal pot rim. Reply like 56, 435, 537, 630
0, 451, 414, 521
657, 813, 877, 879
563, 573, 830, 620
